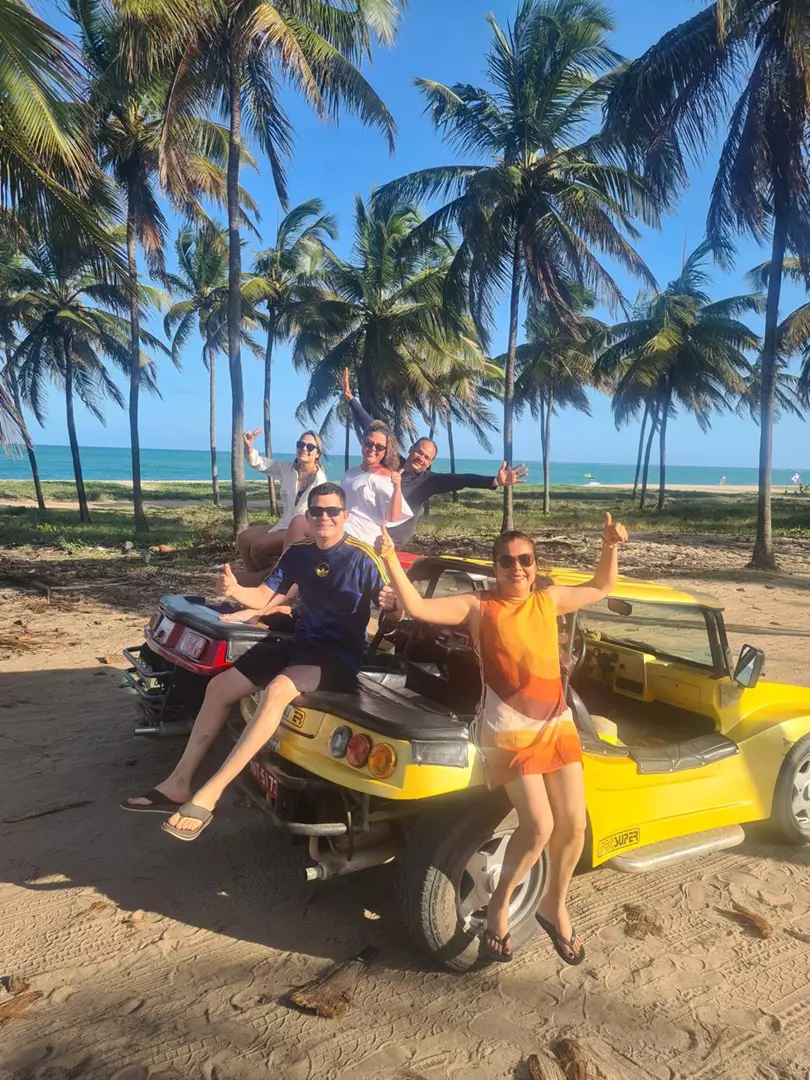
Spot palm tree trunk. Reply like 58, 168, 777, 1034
64, 338, 90, 523
344, 413, 351, 471
639, 406, 658, 512
447, 413, 457, 503
751, 217, 787, 570
501, 230, 522, 533
539, 396, 546, 509
632, 401, 649, 502
543, 390, 552, 514
263, 326, 278, 515
226, 40, 248, 536
657, 381, 672, 511
126, 208, 148, 534
205, 340, 219, 506
6, 357, 45, 511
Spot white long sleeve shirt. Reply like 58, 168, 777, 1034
246, 447, 327, 530
342, 466, 413, 546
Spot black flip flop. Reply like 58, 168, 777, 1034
119, 788, 184, 815
478, 929, 513, 963
536, 914, 585, 966
161, 802, 214, 842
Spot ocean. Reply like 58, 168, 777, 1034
0, 444, 805, 488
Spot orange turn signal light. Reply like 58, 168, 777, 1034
368, 742, 397, 779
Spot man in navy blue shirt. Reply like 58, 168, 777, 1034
341, 369, 528, 545
121, 482, 388, 841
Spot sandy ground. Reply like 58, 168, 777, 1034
2, 537, 810, 1080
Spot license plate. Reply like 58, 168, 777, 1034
178, 628, 207, 659
154, 617, 176, 644
250, 760, 278, 802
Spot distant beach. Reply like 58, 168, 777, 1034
1, 444, 807, 489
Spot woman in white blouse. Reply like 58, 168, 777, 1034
237, 428, 327, 573
342, 420, 412, 546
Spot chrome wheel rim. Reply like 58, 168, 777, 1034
791, 753, 810, 829
456, 828, 543, 932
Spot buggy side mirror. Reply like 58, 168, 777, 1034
607, 597, 632, 617
734, 644, 765, 689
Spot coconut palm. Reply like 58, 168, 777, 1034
135, 0, 402, 535
295, 195, 470, 441
14, 226, 165, 522
165, 224, 262, 505
416, 342, 501, 501
513, 288, 604, 513
598, 243, 762, 510
378, 0, 657, 530
72, 0, 261, 533
0, 242, 47, 507
0, 0, 122, 251
604, 0, 810, 564
746, 258, 810, 416
244, 199, 337, 511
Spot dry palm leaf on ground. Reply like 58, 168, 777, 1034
528, 1053, 565, 1080
287, 946, 377, 1018
551, 1037, 608, 1080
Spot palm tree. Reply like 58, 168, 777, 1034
143, 0, 402, 536
418, 342, 501, 501
14, 227, 164, 522
0, 242, 47, 508
513, 289, 603, 513
605, 0, 810, 566
598, 243, 762, 510
165, 224, 262, 505
72, 0, 260, 533
295, 196, 470, 441
0, 0, 122, 254
245, 199, 337, 511
379, 0, 657, 531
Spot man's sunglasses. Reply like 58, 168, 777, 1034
364, 439, 387, 453
308, 505, 343, 519
497, 553, 536, 569
296, 440, 318, 453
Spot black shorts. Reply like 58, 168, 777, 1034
233, 637, 357, 693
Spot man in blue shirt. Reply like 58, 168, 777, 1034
121, 482, 388, 841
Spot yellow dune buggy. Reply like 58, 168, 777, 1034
231, 555, 810, 971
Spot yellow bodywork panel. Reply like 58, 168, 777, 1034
243, 558, 810, 866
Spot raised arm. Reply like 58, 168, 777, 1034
342, 368, 373, 435
420, 461, 530, 498
387, 468, 404, 523
243, 427, 282, 477
377, 526, 478, 627
547, 513, 628, 616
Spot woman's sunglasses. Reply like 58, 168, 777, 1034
308, 505, 343, 519
497, 553, 536, 569
364, 439, 387, 454
296, 440, 318, 453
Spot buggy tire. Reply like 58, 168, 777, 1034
772, 733, 810, 844
397, 791, 547, 971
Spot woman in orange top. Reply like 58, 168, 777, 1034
378, 513, 627, 964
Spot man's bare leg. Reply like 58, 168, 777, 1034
123, 668, 257, 808
536, 762, 586, 959
165, 673, 300, 835
485, 774, 554, 956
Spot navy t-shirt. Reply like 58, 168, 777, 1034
265, 536, 389, 671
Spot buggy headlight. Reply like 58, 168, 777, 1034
411, 741, 468, 768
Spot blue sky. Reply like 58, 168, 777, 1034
23, 0, 810, 469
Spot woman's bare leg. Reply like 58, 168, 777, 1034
536, 762, 586, 959
237, 525, 278, 572
485, 774, 554, 955
283, 515, 311, 550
